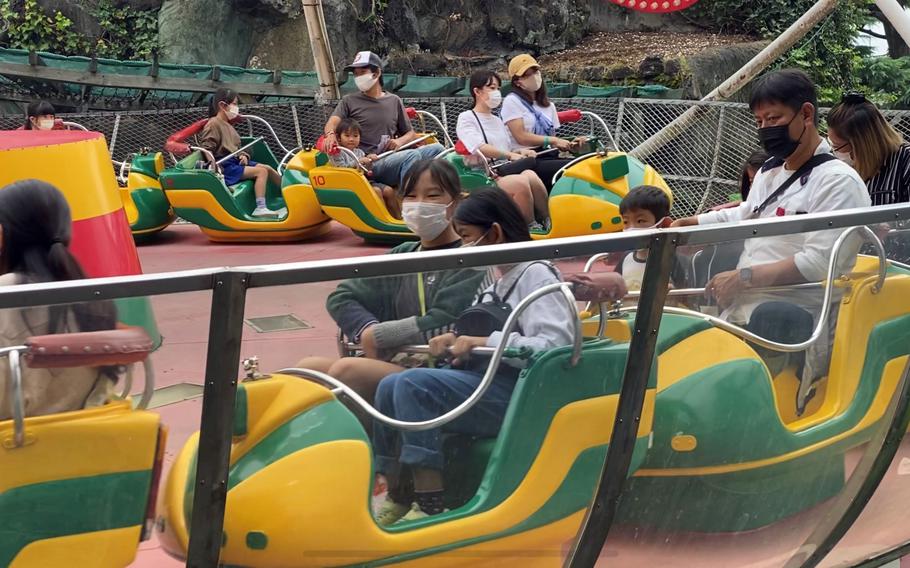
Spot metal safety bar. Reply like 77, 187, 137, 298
616, 226, 886, 353
580, 110, 618, 151
332, 146, 370, 173
414, 109, 454, 148
375, 134, 435, 161
280, 281, 579, 432
0, 345, 156, 448
215, 137, 265, 166
238, 114, 291, 156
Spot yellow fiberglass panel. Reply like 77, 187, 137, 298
118, 187, 140, 225
230, 377, 335, 464
0, 402, 159, 492
218, 392, 655, 567
156, 432, 197, 558
561, 153, 630, 197
285, 150, 319, 174
10, 526, 141, 568
321, 206, 407, 237
641, 166, 673, 203
167, 190, 328, 231
542, 194, 619, 240
311, 166, 401, 225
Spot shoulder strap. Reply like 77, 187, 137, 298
500, 261, 560, 303
471, 110, 489, 145
750, 154, 837, 218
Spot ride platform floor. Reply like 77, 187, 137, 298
129, 222, 910, 567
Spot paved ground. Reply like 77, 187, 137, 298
128, 222, 910, 567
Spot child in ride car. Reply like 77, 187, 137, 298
371, 188, 576, 525
330, 118, 402, 219
200, 88, 286, 219
615, 185, 679, 291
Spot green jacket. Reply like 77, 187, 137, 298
326, 241, 489, 349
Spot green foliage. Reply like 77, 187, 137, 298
688, 0, 873, 103
857, 56, 910, 107
0, 0, 158, 60
93, 0, 158, 60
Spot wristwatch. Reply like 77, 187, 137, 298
739, 267, 753, 286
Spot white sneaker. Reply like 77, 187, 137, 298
273, 207, 288, 218
251, 206, 279, 218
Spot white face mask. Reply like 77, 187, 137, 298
461, 229, 490, 248
402, 202, 451, 240
225, 104, 240, 120
622, 217, 666, 232
521, 72, 543, 93
37, 118, 55, 131
486, 90, 502, 109
355, 73, 379, 92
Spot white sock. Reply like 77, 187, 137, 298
256, 197, 266, 208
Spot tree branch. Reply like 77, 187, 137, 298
862, 27, 889, 39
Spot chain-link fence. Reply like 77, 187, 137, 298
6, 97, 910, 216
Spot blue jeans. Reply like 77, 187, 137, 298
372, 367, 517, 475
371, 143, 444, 187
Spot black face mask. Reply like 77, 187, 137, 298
757, 111, 807, 160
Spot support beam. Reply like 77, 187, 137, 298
302, 0, 340, 101
875, 0, 910, 50
0, 62, 317, 98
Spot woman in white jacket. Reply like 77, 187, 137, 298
371, 188, 576, 525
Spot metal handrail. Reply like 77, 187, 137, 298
332, 146, 370, 173
277, 146, 302, 174
238, 115, 291, 156
415, 110, 454, 148
1, 344, 156, 448
188, 146, 218, 171
61, 121, 88, 131
215, 137, 264, 166
374, 134, 435, 161
280, 281, 579, 432
581, 111, 618, 151
614, 226, 886, 353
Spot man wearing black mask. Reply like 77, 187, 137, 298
672, 69, 869, 413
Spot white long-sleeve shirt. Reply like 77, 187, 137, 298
697, 138, 870, 323
485, 262, 575, 359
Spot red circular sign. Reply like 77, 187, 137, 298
608, 0, 699, 13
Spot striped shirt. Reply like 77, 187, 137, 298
867, 144, 910, 206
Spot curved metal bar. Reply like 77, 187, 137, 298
333, 146, 370, 173
618, 226, 886, 353
581, 111, 618, 151
8, 349, 25, 447
552, 151, 601, 187
137, 358, 155, 410
117, 155, 133, 185
121, 364, 134, 400
434, 147, 457, 160
62, 121, 88, 131
277, 146, 302, 174
215, 137, 264, 166
279, 281, 578, 432
374, 134, 435, 161
238, 115, 291, 155
188, 146, 218, 171
416, 110, 454, 148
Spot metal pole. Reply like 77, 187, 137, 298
696, 106, 727, 215
185, 272, 249, 568
565, 231, 677, 567
630, 0, 839, 161
302, 0, 340, 101
875, 0, 910, 50
109, 113, 121, 159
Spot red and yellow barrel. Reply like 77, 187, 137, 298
0, 130, 159, 341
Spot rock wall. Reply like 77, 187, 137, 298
682, 41, 768, 100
